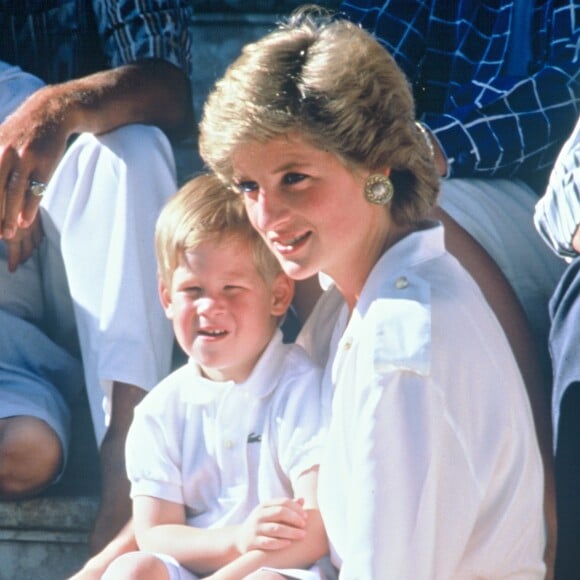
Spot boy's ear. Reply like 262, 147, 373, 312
271, 272, 295, 317
158, 276, 174, 319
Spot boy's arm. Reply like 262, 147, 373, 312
134, 496, 239, 573
208, 467, 329, 580
135, 495, 310, 577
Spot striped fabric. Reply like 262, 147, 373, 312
340, 0, 580, 188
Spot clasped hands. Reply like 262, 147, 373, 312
236, 497, 309, 554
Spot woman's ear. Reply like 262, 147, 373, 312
158, 276, 174, 319
270, 272, 295, 317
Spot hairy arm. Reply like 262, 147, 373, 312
0, 58, 192, 239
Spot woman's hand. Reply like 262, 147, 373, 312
236, 497, 308, 554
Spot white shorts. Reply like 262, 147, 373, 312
151, 553, 335, 580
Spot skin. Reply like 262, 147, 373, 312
160, 238, 292, 383
0, 59, 192, 580
573, 225, 580, 254
232, 133, 411, 309
102, 236, 327, 578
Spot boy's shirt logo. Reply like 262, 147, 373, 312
247, 432, 262, 443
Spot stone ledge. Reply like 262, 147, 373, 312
0, 496, 99, 580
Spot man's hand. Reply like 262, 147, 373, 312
236, 497, 308, 554
4, 213, 44, 272
0, 87, 71, 239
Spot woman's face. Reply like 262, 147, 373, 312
231, 133, 389, 289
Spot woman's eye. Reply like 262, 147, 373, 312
283, 172, 306, 186
234, 181, 258, 195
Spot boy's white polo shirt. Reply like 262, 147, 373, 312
126, 329, 326, 528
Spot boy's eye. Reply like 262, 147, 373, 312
283, 172, 306, 186
234, 180, 258, 195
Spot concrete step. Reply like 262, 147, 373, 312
0, 495, 99, 580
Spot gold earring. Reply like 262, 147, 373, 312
364, 174, 394, 205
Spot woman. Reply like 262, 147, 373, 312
199, 9, 546, 578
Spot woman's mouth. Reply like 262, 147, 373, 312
272, 231, 311, 254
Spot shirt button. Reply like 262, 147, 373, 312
343, 339, 352, 351
225, 439, 235, 449
395, 276, 409, 289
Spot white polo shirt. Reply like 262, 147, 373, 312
126, 329, 327, 528
298, 223, 546, 579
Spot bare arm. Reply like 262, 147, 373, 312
209, 468, 329, 580
0, 58, 192, 239
134, 494, 310, 577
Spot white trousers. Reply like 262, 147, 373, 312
1, 125, 176, 446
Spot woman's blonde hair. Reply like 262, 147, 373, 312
155, 173, 282, 287
199, 6, 439, 225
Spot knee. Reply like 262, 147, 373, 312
102, 552, 170, 580
98, 124, 172, 168
0, 417, 63, 499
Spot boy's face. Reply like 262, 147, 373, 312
159, 236, 293, 383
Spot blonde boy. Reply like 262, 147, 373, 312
102, 174, 330, 580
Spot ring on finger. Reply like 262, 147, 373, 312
28, 179, 47, 198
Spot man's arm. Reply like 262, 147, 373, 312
341, 0, 579, 179
0, 58, 192, 240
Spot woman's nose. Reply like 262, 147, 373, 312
249, 189, 286, 232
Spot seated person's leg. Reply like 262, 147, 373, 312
0, 242, 83, 499
438, 177, 565, 369
102, 551, 192, 580
0, 416, 61, 498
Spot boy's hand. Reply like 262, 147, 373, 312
236, 497, 308, 553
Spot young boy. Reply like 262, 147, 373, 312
102, 174, 331, 580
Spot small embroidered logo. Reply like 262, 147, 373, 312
247, 432, 262, 443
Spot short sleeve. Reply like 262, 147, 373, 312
126, 387, 184, 504
271, 348, 328, 487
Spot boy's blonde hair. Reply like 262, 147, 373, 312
155, 173, 283, 287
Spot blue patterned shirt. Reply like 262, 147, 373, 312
340, 0, 580, 188
0, 0, 193, 84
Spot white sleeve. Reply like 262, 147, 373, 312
273, 355, 328, 488
338, 372, 481, 579
125, 390, 184, 504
